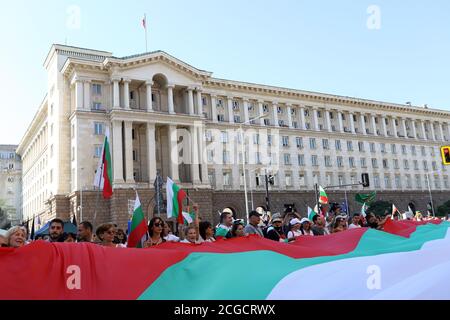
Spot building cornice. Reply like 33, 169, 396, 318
17, 96, 48, 155
203, 78, 450, 118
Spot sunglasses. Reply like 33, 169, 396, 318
106, 230, 116, 235
154, 223, 163, 227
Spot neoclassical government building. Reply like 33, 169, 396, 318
17, 44, 450, 227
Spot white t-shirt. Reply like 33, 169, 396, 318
348, 223, 361, 230
300, 229, 314, 237
164, 234, 180, 242
287, 230, 303, 239
180, 239, 202, 244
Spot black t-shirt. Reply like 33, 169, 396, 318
265, 226, 284, 242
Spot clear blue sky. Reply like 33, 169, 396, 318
1, 0, 449, 144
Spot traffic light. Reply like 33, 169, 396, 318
361, 173, 370, 187
268, 175, 275, 186
441, 146, 450, 165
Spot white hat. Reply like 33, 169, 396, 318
300, 218, 311, 224
290, 218, 302, 226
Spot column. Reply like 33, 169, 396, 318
147, 123, 157, 182
371, 114, 378, 136
326, 110, 332, 132
146, 81, 153, 112
112, 120, 124, 184
382, 116, 388, 137
312, 107, 319, 131
349, 112, 355, 134
392, 117, 398, 138
190, 126, 201, 184
187, 87, 195, 116
124, 121, 134, 184
243, 98, 250, 124
286, 105, 293, 128
421, 121, 427, 140
196, 89, 203, 117
167, 84, 175, 114
258, 100, 265, 126
197, 126, 209, 185
402, 118, 408, 138
74, 80, 84, 110
112, 79, 120, 109
227, 96, 234, 124
430, 122, 436, 141
272, 102, 279, 127
123, 79, 130, 110
447, 123, 450, 142
439, 123, 445, 142
360, 114, 367, 135
300, 106, 306, 130
83, 80, 91, 110
338, 111, 344, 133
211, 95, 218, 123
168, 125, 179, 181
411, 119, 417, 139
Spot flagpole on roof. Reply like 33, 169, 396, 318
143, 14, 148, 52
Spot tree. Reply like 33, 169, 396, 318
367, 201, 392, 217
437, 200, 450, 218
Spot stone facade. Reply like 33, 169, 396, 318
0, 145, 22, 226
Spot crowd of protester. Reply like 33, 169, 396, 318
1, 202, 447, 249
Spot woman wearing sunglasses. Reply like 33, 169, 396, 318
96, 223, 126, 248
144, 217, 166, 247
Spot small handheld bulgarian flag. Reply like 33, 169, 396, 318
166, 177, 187, 225
392, 204, 400, 219
308, 206, 317, 221
319, 186, 328, 204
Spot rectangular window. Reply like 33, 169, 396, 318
223, 151, 230, 164
218, 115, 225, 122
92, 84, 102, 95
432, 161, 437, 171
298, 154, 305, 166
207, 150, 214, 163
325, 156, 332, 167
411, 146, 416, 155
404, 160, 409, 170
401, 145, 407, 154
133, 150, 138, 161
254, 134, 260, 145
384, 175, 391, 189
284, 154, 291, 165
264, 119, 271, 126
267, 135, 273, 146
358, 141, 365, 152
374, 175, 380, 188
296, 137, 303, 149
416, 175, 422, 189
372, 158, 378, 168
414, 160, 419, 170
337, 156, 343, 168
94, 145, 102, 158
277, 106, 283, 114
234, 115, 241, 123
93, 102, 102, 110
423, 160, 428, 171
391, 144, 397, 154
94, 122, 104, 135
360, 158, 367, 168
335, 140, 342, 151
349, 157, 355, 168
444, 176, 449, 189
208, 171, 215, 186
421, 146, 426, 156
347, 141, 353, 151
370, 143, 376, 153
299, 174, 306, 187
322, 139, 329, 150
223, 172, 231, 186
256, 152, 262, 164
282, 136, 289, 147
285, 175, 292, 187
380, 143, 386, 153
311, 155, 318, 166
393, 159, 399, 169
309, 138, 316, 149
383, 159, 389, 169
305, 123, 311, 130
221, 131, 228, 143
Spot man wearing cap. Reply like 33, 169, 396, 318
265, 213, 290, 242
244, 211, 264, 237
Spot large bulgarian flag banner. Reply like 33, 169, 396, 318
166, 177, 187, 225
94, 126, 113, 199
1, 219, 449, 300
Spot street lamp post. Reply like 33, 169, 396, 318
425, 173, 436, 218
239, 114, 266, 223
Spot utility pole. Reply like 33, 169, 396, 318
265, 170, 271, 213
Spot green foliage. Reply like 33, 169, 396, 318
437, 200, 450, 217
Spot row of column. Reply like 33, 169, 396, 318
209, 97, 449, 142
111, 121, 208, 186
